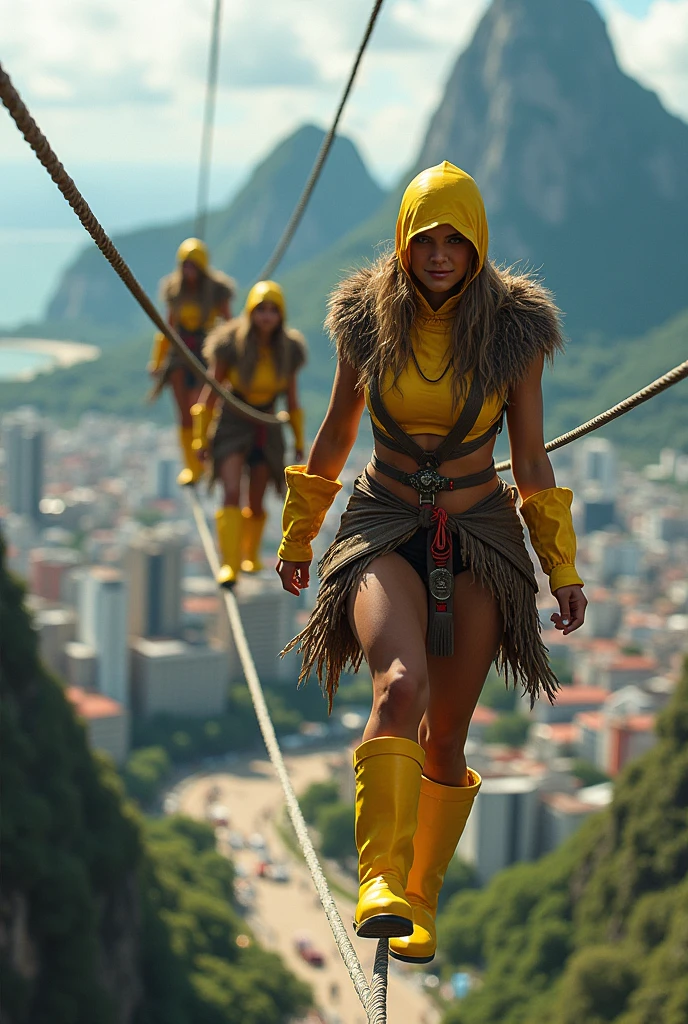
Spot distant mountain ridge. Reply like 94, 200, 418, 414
46, 125, 386, 333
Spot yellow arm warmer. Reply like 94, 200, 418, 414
150, 332, 170, 372
289, 407, 305, 452
520, 487, 585, 594
191, 403, 213, 451
278, 465, 342, 563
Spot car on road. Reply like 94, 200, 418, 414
248, 831, 266, 851
227, 830, 244, 850
293, 933, 325, 968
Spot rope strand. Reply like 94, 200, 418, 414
495, 360, 688, 473
0, 63, 278, 428
188, 493, 389, 1023
257, 0, 386, 282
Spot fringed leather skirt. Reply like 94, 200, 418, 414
282, 470, 559, 710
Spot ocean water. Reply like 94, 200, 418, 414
0, 348, 56, 380
0, 228, 86, 329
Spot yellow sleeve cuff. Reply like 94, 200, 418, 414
289, 407, 305, 452
191, 403, 212, 450
550, 564, 585, 593
520, 486, 584, 593
150, 331, 170, 371
278, 465, 342, 563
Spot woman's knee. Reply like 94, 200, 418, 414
373, 663, 428, 728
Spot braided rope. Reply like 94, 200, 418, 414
496, 359, 688, 473
188, 492, 388, 1023
0, 62, 278, 427
195, 0, 223, 241
257, 0, 386, 282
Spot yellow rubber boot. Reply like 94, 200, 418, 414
353, 736, 424, 939
389, 770, 481, 964
241, 508, 267, 573
177, 426, 203, 486
215, 506, 243, 588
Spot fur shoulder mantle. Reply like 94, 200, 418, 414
160, 268, 236, 305
325, 257, 564, 395
204, 319, 307, 374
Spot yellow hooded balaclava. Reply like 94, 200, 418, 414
244, 280, 286, 320
395, 161, 488, 292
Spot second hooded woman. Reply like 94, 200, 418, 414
193, 281, 307, 586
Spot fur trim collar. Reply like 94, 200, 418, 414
325, 257, 563, 396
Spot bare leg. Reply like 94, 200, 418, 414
348, 553, 429, 743
420, 572, 503, 786
217, 452, 245, 507
169, 370, 199, 428
247, 461, 270, 515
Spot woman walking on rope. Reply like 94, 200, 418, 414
149, 237, 234, 486
276, 162, 586, 963
194, 280, 307, 587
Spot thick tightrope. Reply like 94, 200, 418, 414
188, 491, 389, 1023
495, 359, 688, 473
257, 0, 386, 282
0, 62, 278, 428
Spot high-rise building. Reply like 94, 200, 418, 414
126, 526, 183, 638
78, 567, 129, 705
577, 438, 617, 498
155, 455, 178, 501
130, 637, 227, 718
459, 776, 541, 884
67, 687, 130, 766
30, 547, 82, 602
2, 408, 44, 520
214, 575, 299, 686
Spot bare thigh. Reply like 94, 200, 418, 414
348, 552, 429, 743
218, 451, 245, 506
421, 572, 503, 785
169, 370, 199, 427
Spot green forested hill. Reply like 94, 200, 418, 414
0, 536, 310, 1024
437, 659, 688, 1024
1, 306, 684, 467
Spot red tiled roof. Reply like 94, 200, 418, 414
540, 792, 596, 814
612, 714, 656, 733
542, 723, 578, 743
575, 711, 604, 730
555, 687, 608, 705
608, 656, 657, 671
472, 706, 498, 725
67, 686, 123, 719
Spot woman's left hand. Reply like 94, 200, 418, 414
551, 585, 587, 635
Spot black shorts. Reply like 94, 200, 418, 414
395, 527, 467, 584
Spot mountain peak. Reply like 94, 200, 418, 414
414, 0, 688, 334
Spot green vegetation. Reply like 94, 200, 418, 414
437, 658, 688, 1024
139, 816, 311, 1024
123, 746, 172, 805
0, 534, 311, 1023
298, 780, 356, 863
483, 712, 530, 748
571, 760, 610, 788
299, 780, 340, 824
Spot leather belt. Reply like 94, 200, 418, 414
370, 453, 497, 506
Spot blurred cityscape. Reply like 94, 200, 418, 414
2, 406, 688, 886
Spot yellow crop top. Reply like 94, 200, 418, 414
226, 346, 287, 406
177, 300, 223, 333
365, 294, 505, 440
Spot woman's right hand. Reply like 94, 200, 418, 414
276, 559, 311, 595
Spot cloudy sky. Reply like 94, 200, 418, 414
2, 0, 687, 187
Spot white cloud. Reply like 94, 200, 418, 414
1, 0, 685, 201
604, 0, 688, 120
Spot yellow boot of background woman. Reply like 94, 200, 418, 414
215, 506, 242, 587
389, 770, 481, 963
241, 508, 267, 572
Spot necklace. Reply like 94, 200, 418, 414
411, 346, 451, 384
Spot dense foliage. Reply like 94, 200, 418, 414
438, 658, 688, 1024
0, 537, 311, 1023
